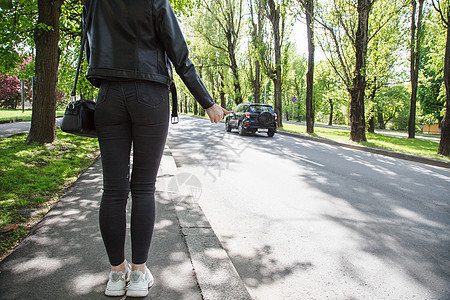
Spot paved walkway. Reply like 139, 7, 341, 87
0, 123, 251, 299
0, 118, 62, 138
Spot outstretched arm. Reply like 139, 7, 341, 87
206, 104, 232, 124
154, 0, 215, 110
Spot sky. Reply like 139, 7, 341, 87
292, 19, 326, 62
292, 20, 308, 55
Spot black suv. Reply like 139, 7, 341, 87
225, 103, 277, 137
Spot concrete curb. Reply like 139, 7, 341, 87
161, 146, 252, 300
277, 130, 450, 169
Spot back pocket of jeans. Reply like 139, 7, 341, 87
96, 81, 109, 105
136, 81, 167, 109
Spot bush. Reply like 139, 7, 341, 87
0, 75, 21, 109
1, 92, 20, 109
385, 116, 409, 131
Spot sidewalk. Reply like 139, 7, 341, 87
0, 145, 251, 299
0, 118, 62, 138
283, 120, 441, 142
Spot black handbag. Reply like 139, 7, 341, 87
61, 0, 97, 138
61, 99, 97, 138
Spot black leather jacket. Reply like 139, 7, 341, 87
83, 0, 214, 109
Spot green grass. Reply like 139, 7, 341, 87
0, 108, 65, 122
280, 123, 449, 162
0, 130, 100, 259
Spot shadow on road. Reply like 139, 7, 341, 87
250, 130, 449, 297
168, 116, 450, 298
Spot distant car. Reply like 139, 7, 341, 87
225, 103, 277, 137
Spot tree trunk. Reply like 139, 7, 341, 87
367, 82, 377, 134
350, 0, 370, 142
208, 69, 216, 101
220, 90, 226, 108
267, 0, 283, 127
408, 0, 424, 139
377, 111, 385, 129
368, 116, 375, 133
198, 66, 205, 116
193, 101, 198, 115
328, 98, 333, 126
227, 37, 242, 104
184, 95, 188, 113
295, 75, 302, 121
438, 9, 450, 156
273, 75, 282, 127
219, 70, 226, 108
305, 0, 315, 133
27, 0, 63, 144
249, 0, 263, 103
254, 60, 261, 103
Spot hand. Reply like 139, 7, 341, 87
206, 104, 232, 124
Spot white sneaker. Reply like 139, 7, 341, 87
105, 263, 131, 297
126, 266, 154, 297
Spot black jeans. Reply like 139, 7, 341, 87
95, 80, 169, 266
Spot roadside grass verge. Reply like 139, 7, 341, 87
0, 130, 100, 259
0, 108, 65, 122
279, 123, 449, 162
181, 111, 208, 119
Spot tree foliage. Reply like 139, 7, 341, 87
0, 0, 447, 151
0, 1, 36, 75
419, 3, 447, 123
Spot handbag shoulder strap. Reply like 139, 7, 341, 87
170, 82, 178, 124
71, 0, 96, 98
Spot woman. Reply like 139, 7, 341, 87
83, 0, 228, 297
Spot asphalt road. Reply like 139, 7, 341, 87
167, 115, 450, 300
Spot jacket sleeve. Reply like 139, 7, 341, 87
153, 0, 215, 110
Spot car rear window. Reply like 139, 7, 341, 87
250, 106, 273, 113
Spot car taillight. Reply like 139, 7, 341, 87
274, 113, 277, 120
245, 112, 250, 119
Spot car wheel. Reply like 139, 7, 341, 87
238, 122, 246, 136
225, 119, 232, 132
267, 130, 275, 137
